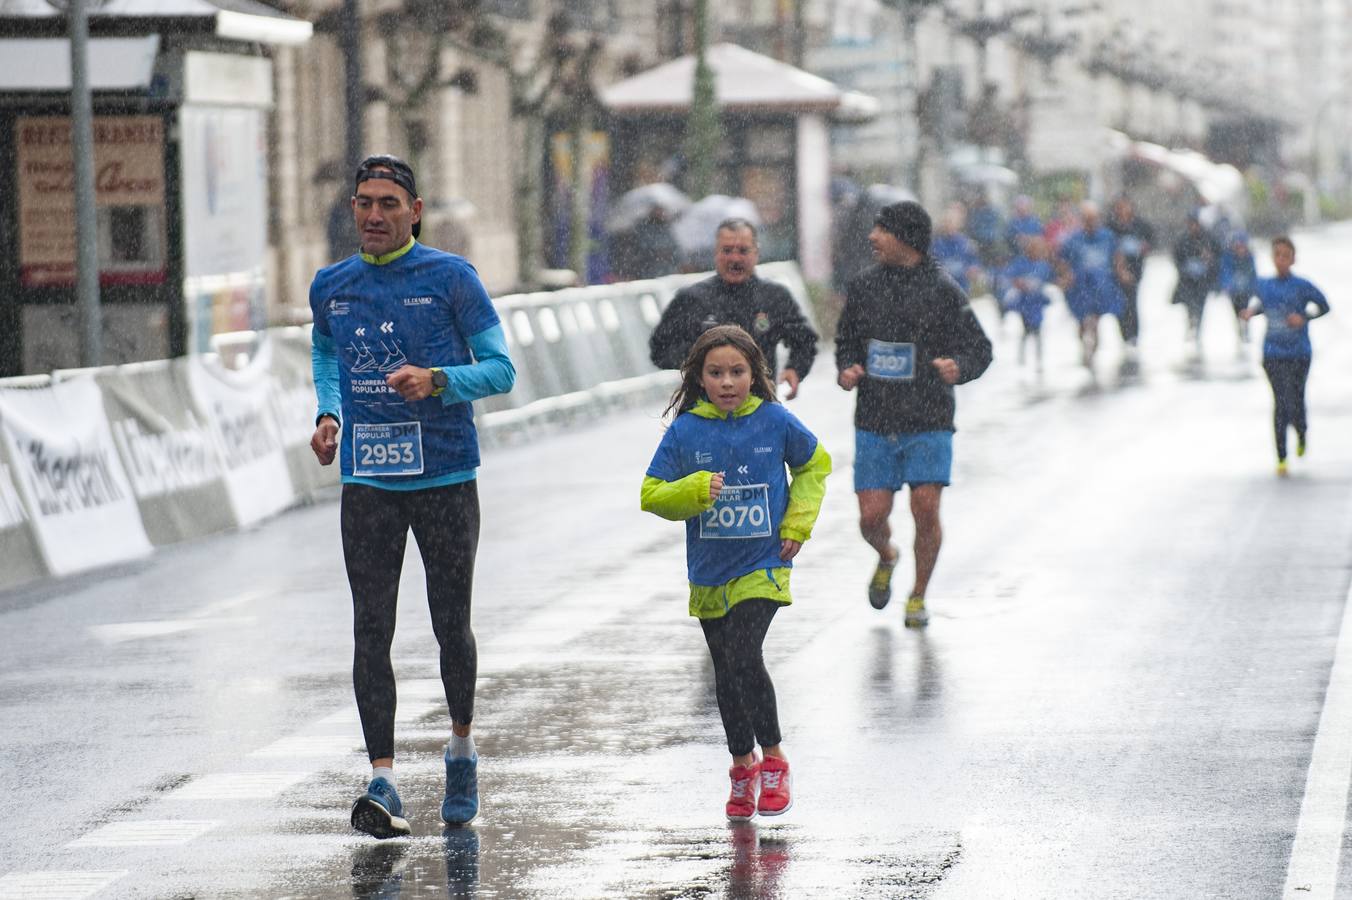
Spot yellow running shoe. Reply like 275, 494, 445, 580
868, 546, 899, 610
1297, 435, 1307, 457
904, 595, 929, 628
1277, 460, 1289, 477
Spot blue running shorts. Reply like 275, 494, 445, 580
854, 429, 953, 491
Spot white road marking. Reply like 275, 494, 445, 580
250, 735, 363, 758
68, 820, 219, 848
88, 616, 255, 645
1283, 578, 1352, 898
166, 772, 310, 801
0, 871, 126, 899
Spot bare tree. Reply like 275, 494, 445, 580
363, 1, 605, 288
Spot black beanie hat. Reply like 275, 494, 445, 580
875, 200, 932, 255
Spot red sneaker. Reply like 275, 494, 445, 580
757, 756, 792, 816
725, 761, 760, 821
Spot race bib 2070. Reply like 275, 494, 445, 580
700, 483, 773, 540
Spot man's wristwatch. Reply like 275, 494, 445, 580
430, 367, 448, 397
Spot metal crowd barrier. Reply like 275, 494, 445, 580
0, 263, 813, 593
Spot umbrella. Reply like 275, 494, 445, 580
671, 194, 762, 257
605, 183, 691, 233
952, 162, 1020, 187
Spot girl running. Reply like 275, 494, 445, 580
1239, 236, 1330, 476
641, 325, 831, 820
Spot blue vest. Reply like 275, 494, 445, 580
647, 400, 818, 587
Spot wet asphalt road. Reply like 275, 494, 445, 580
4, 224, 1352, 899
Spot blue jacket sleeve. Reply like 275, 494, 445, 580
442, 324, 517, 406
311, 330, 342, 423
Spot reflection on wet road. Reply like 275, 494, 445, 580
4, 225, 1352, 898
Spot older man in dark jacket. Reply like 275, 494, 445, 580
836, 200, 992, 627
649, 218, 818, 398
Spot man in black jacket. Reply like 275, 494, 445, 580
648, 218, 818, 398
836, 201, 993, 627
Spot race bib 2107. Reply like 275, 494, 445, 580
866, 339, 916, 381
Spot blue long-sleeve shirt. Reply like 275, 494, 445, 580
1252, 273, 1329, 359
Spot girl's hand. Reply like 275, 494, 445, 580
709, 471, 725, 500
779, 539, 801, 561
1287, 312, 1307, 328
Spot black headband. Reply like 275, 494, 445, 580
354, 155, 418, 200
354, 154, 421, 238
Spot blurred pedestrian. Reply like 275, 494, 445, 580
1107, 195, 1155, 353
931, 205, 982, 294
649, 218, 818, 399
1043, 198, 1080, 250
835, 201, 993, 627
1005, 194, 1044, 256
1002, 235, 1055, 373
1057, 202, 1126, 372
1238, 236, 1330, 476
1220, 230, 1258, 353
614, 207, 680, 280
1171, 212, 1223, 355
641, 325, 831, 820
309, 154, 516, 838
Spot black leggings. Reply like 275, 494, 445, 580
700, 598, 782, 757
1262, 357, 1312, 461
341, 481, 480, 761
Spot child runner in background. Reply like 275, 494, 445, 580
1239, 236, 1330, 476
1220, 231, 1258, 354
640, 325, 831, 821
1002, 235, 1055, 373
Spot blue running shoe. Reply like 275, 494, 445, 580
441, 753, 479, 826
351, 776, 412, 839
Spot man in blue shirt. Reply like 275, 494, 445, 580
1239, 236, 1329, 476
310, 155, 516, 837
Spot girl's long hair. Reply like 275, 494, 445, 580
663, 325, 778, 419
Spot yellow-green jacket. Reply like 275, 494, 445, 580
641, 395, 831, 619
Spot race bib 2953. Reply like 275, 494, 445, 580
352, 421, 425, 476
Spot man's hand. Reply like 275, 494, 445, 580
385, 365, 435, 401
779, 368, 801, 400
709, 471, 725, 500
779, 538, 802, 561
311, 417, 339, 466
932, 358, 960, 384
838, 364, 865, 391
1287, 312, 1307, 328
1239, 308, 1255, 321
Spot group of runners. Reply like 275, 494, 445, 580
308, 155, 1327, 837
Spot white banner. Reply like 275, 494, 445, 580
184, 344, 295, 526
95, 359, 238, 545
0, 378, 152, 576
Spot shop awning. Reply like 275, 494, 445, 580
601, 42, 879, 123
0, 35, 160, 90
0, 0, 312, 46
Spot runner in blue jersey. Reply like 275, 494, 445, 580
309, 155, 515, 838
642, 325, 831, 821
1057, 201, 1126, 373
1002, 235, 1055, 373
1238, 236, 1330, 476
1220, 230, 1258, 355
